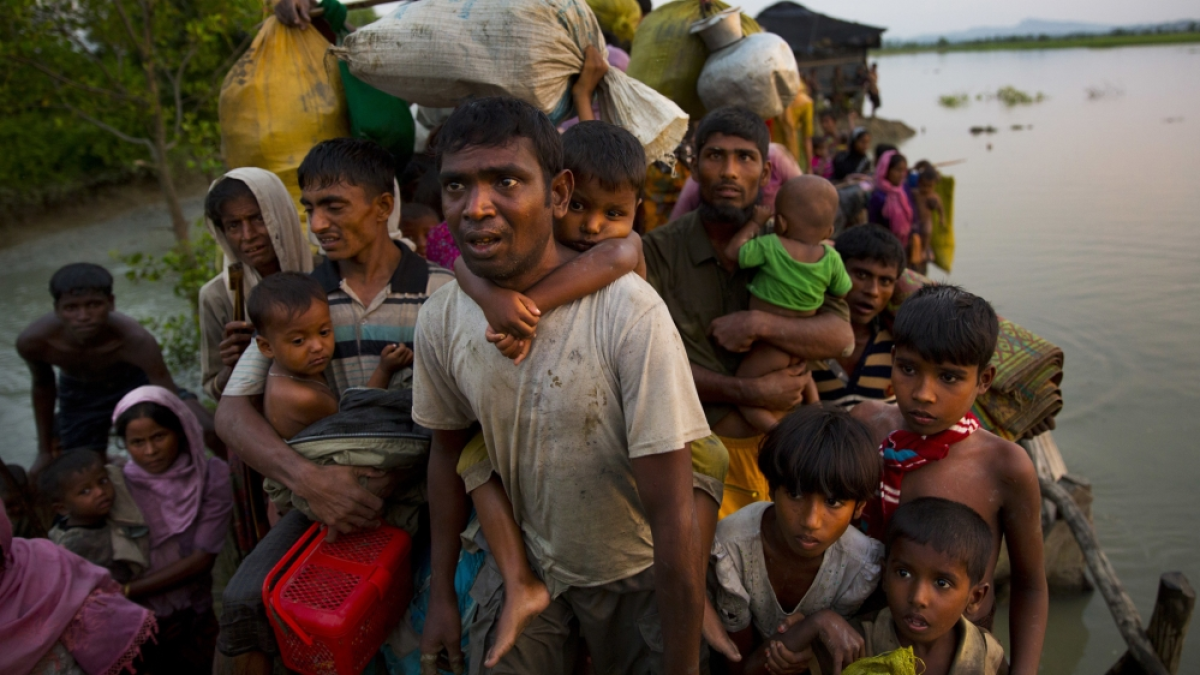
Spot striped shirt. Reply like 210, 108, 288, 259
812, 318, 895, 409
224, 242, 455, 397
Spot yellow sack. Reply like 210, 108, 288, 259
843, 646, 919, 675
931, 174, 956, 273
587, 0, 642, 45
626, 0, 760, 119
219, 16, 350, 232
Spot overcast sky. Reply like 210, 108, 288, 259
373, 1, 1198, 39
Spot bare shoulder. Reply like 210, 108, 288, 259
16, 314, 59, 358
975, 430, 1036, 479
111, 312, 158, 343
849, 400, 902, 445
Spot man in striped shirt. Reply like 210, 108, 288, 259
813, 225, 906, 409
212, 139, 452, 673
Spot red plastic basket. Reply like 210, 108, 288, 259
263, 522, 413, 675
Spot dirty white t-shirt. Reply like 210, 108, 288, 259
414, 274, 711, 592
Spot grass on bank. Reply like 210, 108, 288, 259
877, 30, 1200, 55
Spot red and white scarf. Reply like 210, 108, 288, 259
863, 413, 981, 539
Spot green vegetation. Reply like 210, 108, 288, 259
993, 86, 1045, 106
114, 219, 221, 387
0, 0, 260, 240
938, 93, 970, 109
879, 29, 1200, 55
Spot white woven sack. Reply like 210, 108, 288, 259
332, 0, 687, 165
697, 32, 801, 119
598, 68, 688, 167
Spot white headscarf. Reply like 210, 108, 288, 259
205, 167, 314, 310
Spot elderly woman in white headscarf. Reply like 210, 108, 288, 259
199, 168, 314, 401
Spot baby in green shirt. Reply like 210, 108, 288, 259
723, 175, 852, 432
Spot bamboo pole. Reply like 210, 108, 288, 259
1039, 477, 1170, 675
1108, 573, 1195, 675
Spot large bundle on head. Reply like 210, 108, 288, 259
696, 22, 801, 119
587, 0, 643, 45
333, 0, 686, 165
626, 0, 761, 119
219, 17, 349, 227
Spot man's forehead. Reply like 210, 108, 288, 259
848, 258, 899, 279
700, 133, 761, 156
301, 180, 366, 203
440, 137, 540, 175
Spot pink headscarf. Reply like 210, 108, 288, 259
114, 386, 208, 548
875, 150, 913, 245
0, 501, 155, 675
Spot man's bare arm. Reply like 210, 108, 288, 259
215, 394, 384, 536
22, 354, 57, 467
709, 306, 853, 360
1000, 444, 1048, 675
691, 363, 810, 412
632, 448, 703, 675
420, 427, 476, 666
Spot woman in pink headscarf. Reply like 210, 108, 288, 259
0, 499, 155, 675
867, 150, 914, 247
112, 385, 232, 675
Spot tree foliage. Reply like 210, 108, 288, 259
1, 0, 261, 239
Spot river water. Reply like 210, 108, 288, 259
0, 43, 1197, 674
875, 44, 1200, 673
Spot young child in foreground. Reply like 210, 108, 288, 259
722, 174, 853, 432
779, 497, 1007, 675
709, 405, 883, 674
852, 285, 1047, 675
452, 121, 732, 665
41, 449, 149, 584
248, 271, 412, 439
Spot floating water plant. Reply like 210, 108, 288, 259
939, 93, 970, 108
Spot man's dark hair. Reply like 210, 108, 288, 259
435, 96, 563, 195
50, 263, 113, 302
885, 497, 993, 584
37, 450, 104, 504
695, 106, 770, 160
562, 121, 646, 200
818, 110, 837, 122
204, 177, 256, 228
247, 271, 328, 335
636, 0, 652, 16
298, 137, 394, 200
919, 166, 940, 184
835, 224, 906, 275
758, 406, 880, 503
893, 284, 999, 372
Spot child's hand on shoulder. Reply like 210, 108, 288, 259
486, 326, 532, 365
480, 288, 541, 342
379, 343, 414, 373
753, 204, 774, 229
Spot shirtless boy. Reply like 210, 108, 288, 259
18, 263, 210, 474
852, 285, 1047, 675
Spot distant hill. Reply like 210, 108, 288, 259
900, 18, 1114, 45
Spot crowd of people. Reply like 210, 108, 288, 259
0, 5, 1049, 675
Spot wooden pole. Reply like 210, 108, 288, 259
1108, 573, 1195, 675
1039, 477, 1170, 675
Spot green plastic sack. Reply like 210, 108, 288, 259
339, 61, 416, 168
587, 0, 641, 45
626, 0, 760, 119
843, 646, 919, 675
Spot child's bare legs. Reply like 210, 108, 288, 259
736, 341, 801, 433
696, 488, 742, 662
470, 475, 551, 667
